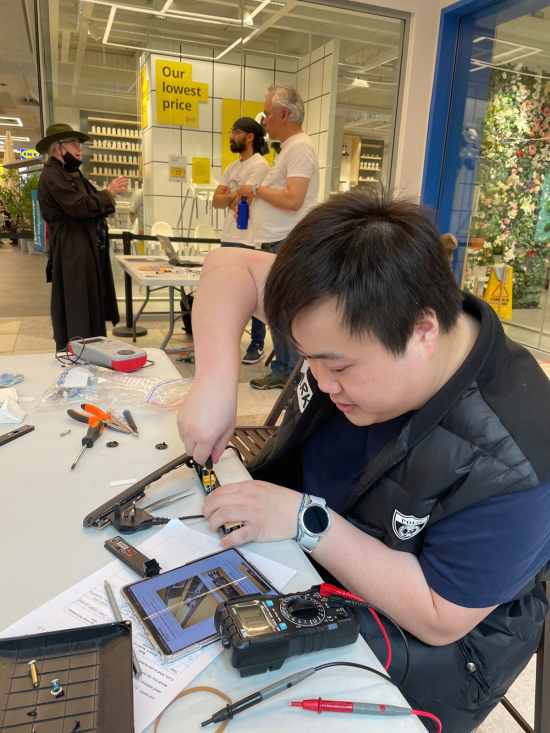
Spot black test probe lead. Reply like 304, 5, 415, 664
200, 662, 439, 732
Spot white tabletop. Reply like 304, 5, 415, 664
116, 255, 203, 287
0, 350, 423, 733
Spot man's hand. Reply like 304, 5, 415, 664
202, 480, 303, 548
236, 184, 254, 205
106, 176, 129, 195
177, 375, 237, 465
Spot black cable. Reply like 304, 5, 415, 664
225, 444, 244, 463
55, 336, 86, 367
367, 603, 411, 687
177, 514, 204, 521
327, 595, 410, 686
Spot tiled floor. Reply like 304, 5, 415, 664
0, 243, 542, 733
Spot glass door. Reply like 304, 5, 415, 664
437, 0, 550, 350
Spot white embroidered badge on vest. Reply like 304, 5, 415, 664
297, 360, 313, 413
392, 509, 430, 540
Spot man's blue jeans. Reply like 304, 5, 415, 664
221, 242, 266, 348
259, 241, 300, 380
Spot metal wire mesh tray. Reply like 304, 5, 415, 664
0, 621, 134, 733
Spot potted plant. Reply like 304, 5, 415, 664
0, 169, 40, 250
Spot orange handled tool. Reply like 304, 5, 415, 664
70, 419, 104, 470
67, 404, 133, 434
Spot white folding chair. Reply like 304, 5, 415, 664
193, 222, 217, 256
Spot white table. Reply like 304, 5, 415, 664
116, 255, 203, 349
0, 350, 423, 733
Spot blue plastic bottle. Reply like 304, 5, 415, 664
237, 197, 249, 230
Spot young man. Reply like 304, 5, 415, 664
178, 190, 550, 733
213, 117, 270, 365
236, 85, 319, 389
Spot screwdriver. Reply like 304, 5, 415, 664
205, 455, 214, 489
71, 419, 104, 470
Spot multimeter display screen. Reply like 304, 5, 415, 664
237, 600, 277, 637
123, 549, 277, 656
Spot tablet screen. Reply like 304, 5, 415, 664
123, 549, 277, 655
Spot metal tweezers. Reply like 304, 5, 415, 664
140, 489, 195, 512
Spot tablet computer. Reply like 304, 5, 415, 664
121, 548, 278, 662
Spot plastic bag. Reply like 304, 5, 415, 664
0, 373, 24, 387
37, 364, 193, 411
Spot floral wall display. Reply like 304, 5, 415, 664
467, 64, 550, 309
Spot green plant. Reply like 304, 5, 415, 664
0, 169, 40, 232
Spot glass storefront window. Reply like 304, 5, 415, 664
37, 0, 404, 303
437, 2, 550, 351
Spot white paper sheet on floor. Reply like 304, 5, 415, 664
0, 520, 297, 733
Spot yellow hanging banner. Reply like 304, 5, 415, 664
156, 60, 208, 127
484, 265, 513, 320
141, 66, 148, 129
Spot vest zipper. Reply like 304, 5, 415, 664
344, 452, 407, 513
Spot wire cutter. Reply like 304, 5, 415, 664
67, 404, 135, 435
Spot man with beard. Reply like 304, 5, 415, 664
213, 117, 270, 364
36, 123, 128, 351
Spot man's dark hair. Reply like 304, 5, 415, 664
264, 189, 464, 356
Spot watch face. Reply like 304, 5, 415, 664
303, 504, 330, 534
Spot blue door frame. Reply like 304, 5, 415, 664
421, 0, 547, 237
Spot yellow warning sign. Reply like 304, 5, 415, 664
484, 265, 513, 320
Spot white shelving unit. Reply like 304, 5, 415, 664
84, 114, 142, 232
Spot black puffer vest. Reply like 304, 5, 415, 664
249, 293, 550, 733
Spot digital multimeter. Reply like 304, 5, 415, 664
67, 337, 147, 372
215, 586, 360, 677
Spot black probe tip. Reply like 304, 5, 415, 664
200, 718, 213, 727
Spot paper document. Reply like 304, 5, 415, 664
1, 520, 296, 733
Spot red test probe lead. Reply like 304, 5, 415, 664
290, 698, 442, 733
319, 583, 392, 671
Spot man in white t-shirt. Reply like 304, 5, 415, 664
213, 117, 270, 364
129, 187, 144, 234
236, 85, 319, 389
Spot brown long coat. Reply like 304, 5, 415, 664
38, 156, 120, 348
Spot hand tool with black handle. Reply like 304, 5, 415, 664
71, 419, 104, 470
123, 410, 139, 436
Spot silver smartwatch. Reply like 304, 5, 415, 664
251, 183, 261, 197
296, 494, 331, 553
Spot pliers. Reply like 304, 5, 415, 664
67, 404, 137, 436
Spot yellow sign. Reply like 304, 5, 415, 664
20, 149, 40, 159
171, 167, 185, 179
156, 60, 208, 127
141, 66, 148, 129
221, 98, 274, 172
192, 157, 210, 185
484, 265, 513, 320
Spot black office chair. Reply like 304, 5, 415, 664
230, 358, 304, 464
500, 572, 550, 733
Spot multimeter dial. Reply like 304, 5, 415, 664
279, 594, 325, 626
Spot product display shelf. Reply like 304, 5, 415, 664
357, 138, 384, 190
90, 172, 141, 179
90, 145, 142, 152
89, 132, 142, 139
88, 117, 140, 125
91, 158, 140, 165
